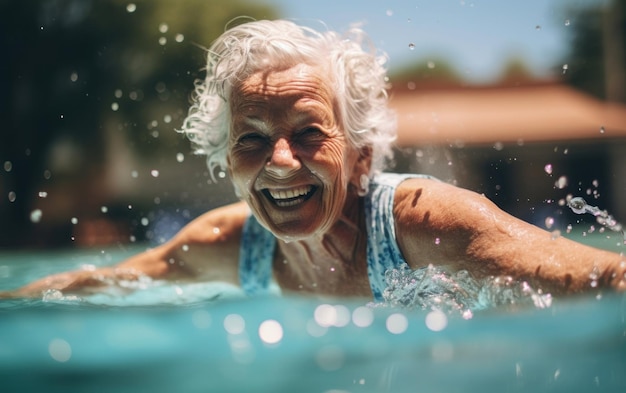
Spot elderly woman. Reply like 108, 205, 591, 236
6, 20, 625, 300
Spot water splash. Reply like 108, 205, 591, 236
567, 197, 625, 243
380, 264, 551, 318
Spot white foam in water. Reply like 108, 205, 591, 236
379, 263, 552, 318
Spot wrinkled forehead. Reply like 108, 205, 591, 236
229, 63, 336, 110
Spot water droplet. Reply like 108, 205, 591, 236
493, 142, 504, 151
408, 43, 415, 50
71, 217, 78, 225
4, 161, 12, 172
386, 9, 393, 16
544, 163, 553, 174
131, 170, 138, 178
564, 19, 570, 26
101, 206, 108, 213
70, 72, 78, 82
38, 191, 48, 198
43, 170, 52, 179
224, 313, 246, 335
163, 114, 172, 123
386, 313, 409, 334
550, 230, 561, 240
592, 179, 599, 187
141, 217, 149, 226
30, 209, 43, 223
599, 126, 605, 134
351, 306, 374, 328
555, 175, 568, 189
545, 216, 555, 229
111, 102, 119, 111
259, 320, 283, 344
425, 310, 447, 332
562, 64, 568, 74
434, 237, 441, 245
427, 61, 435, 69
535, 25, 542, 30
176, 153, 184, 163
158, 23, 169, 33
175, 34, 185, 43
126, 3, 136, 13
151, 169, 160, 177
566, 224, 572, 233
8, 191, 16, 202
49, 339, 72, 363
158, 37, 167, 46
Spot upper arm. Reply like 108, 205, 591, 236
119, 201, 250, 285
393, 178, 625, 293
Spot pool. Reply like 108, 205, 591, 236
1, 243, 625, 393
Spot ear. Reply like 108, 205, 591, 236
349, 145, 373, 187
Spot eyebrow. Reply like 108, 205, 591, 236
240, 117, 270, 132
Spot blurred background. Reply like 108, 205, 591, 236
1, 0, 624, 250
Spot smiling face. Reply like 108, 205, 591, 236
227, 63, 365, 241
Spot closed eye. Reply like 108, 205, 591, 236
296, 127, 326, 140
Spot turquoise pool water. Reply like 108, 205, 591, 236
1, 242, 625, 393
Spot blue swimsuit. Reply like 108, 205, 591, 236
238, 173, 432, 301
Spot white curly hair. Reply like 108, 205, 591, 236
180, 19, 397, 180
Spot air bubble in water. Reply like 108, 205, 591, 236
8, 191, 16, 202
151, 169, 160, 177
101, 206, 108, 213
176, 153, 184, 163
159, 23, 169, 33
545, 216, 555, 229
71, 217, 78, 225
3, 161, 12, 172
408, 43, 415, 50
599, 126, 605, 134
158, 37, 167, 46
126, 3, 136, 13
175, 34, 185, 43
564, 19, 570, 26
562, 64, 568, 74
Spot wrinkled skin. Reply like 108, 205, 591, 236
3, 64, 625, 299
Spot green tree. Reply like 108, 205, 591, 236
0, 0, 278, 248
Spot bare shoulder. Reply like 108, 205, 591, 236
162, 201, 250, 282
392, 178, 493, 268
392, 178, 626, 293
173, 201, 251, 245
393, 177, 501, 234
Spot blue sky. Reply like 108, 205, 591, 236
265, 0, 605, 83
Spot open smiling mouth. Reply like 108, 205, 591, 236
263, 185, 317, 208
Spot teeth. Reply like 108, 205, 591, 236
268, 185, 313, 200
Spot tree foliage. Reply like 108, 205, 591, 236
0, 0, 278, 248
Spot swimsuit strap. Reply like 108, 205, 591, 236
365, 173, 433, 301
239, 172, 433, 299
238, 214, 276, 296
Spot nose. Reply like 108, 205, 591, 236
266, 137, 301, 176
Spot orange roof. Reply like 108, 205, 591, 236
389, 83, 626, 146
